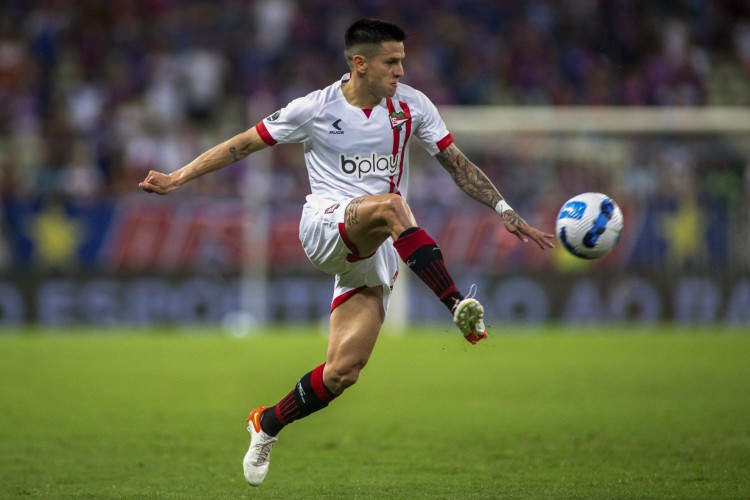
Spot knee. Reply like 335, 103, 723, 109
377, 194, 415, 230
379, 194, 410, 218
323, 359, 367, 394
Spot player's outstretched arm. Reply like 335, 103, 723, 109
435, 143, 555, 250
139, 127, 268, 195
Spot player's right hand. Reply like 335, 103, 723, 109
139, 170, 176, 195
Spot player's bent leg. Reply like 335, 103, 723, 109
387, 216, 487, 343
324, 286, 385, 393
342, 194, 486, 343
341, 195, 471, 321
343, 194, 417, 257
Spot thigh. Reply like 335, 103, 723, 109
344, 194, 417, 256
326, 286, 385, 372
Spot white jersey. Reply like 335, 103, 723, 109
256, 73, 454, 204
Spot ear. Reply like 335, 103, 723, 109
351, 54, 367, 75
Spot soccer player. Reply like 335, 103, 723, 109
139, 18, 554, 486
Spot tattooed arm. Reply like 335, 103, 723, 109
435, 143, 503, 209
139, 127, 268, 195
435, 143, 555, 249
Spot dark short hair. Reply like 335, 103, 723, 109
344, 19, 406, 61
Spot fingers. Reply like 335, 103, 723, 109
139, 181, 163, 194
139, 171, 170, 195
512, 225, 556, 249
511, 228, 529, 244
543, 233, 556, 248
524, 229, 555, 250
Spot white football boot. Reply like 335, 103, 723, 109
452, 285, 487, 344
243, 406, 277, 486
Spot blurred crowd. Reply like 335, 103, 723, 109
0, 0, 749, 205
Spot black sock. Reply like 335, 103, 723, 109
393, 227, 463, 312
260, 363, 336, 437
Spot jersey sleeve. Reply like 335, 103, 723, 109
411, 89, 453, 156
255, 92, 321, 146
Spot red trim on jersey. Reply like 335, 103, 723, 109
385, 98, 396, 122
338, 222, 376, 262
396, 100, 412, 187
436, 133, 454, 152
331, 286, 366, 312
362, 108, 373, 118
385, 98, 400, 193
255, 122, 277, 146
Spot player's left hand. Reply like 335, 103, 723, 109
501, 210, 555, 250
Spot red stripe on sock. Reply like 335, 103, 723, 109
275, 402, 288, 424
427, 262, 459, 299
428, 262, 450, 288
439, 284, 460, 300
393, 228, 435, 260
424, 266, 442, 291
311, 363, 336, 403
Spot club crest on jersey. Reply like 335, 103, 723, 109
389, 110, 411, 131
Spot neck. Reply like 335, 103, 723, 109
342, 74, 382, 109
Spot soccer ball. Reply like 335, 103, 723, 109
556, 192, 623, 259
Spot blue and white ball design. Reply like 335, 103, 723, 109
556, 192, 623, 259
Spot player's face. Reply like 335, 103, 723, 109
364, 41, 405, 99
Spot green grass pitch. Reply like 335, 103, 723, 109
1, 325, 749, 499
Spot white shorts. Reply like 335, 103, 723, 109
299, 196, 399, 312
